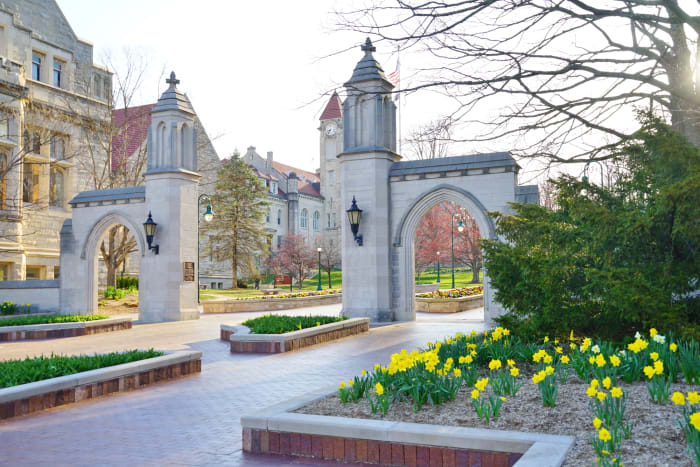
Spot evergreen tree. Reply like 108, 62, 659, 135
203, 155, 269, 287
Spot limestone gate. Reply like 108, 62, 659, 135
338, 39, 538, 325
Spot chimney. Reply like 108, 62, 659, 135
266, 151, 273, 175
288, 172, 298, 194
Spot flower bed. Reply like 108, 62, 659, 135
296, 328, 699, 466
415, 285, 483, 299
242, 315, 346, 334
0, 350, 201, 421
0, 314, 108, 327
233, 289, 342, 301
0, 316, 132, 341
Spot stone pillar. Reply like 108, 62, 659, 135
339, 38, 400, 322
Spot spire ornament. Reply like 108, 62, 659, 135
361, 37, 376, 54
166, 71, 180, 88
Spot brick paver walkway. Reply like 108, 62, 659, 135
0, 305, 485, 466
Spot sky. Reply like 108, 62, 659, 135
56, 0, 445, 174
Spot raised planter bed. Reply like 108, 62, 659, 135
415, 294, 483, 313
204, 293, 342, 313
240, 387, 574, 466
0, 350, 201, 421
0, 312, 55, 321
221, 317, 370, 353
0, 317, 132, 341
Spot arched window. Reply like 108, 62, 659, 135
327, 214, 331, 229
158, 123, 166, 166
51, 136, 65, 160
301, 209, 308, 229
277, 209, 281, 225
50, 167, 64, 207
313, 211, 320, 231
0, 152, 6, 209
266, 209, 271, 223
22, 162, 39, 203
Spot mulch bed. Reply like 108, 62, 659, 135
297, 377, 695, 466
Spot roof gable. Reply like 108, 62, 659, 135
320, 92, 342, 120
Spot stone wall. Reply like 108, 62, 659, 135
414, 294, 483, 313
0, 280, 59, 312
203, 293, 342, 313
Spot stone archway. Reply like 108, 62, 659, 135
391, 185, 497, 322
82, 211, 147, 315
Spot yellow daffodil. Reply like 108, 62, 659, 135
688, 392, 700, 405
532, 371, 546, 384
611, 387, 623, 398
599, 428, 611, 441
595, 354, 606, 367
650, 328, 658, 337
643, 365, 655, 379
670, 343, 678, 352
602, 377, 611, 389
454, 368, 462, 378
597, 391, 607, 401
471, 389, 480, 399
348, 380, 354, 386
654, 360, 664, 375
650, 352, 659, 361
375, 382, 384, 396
561, 355, 570, 364
590, 379, 600, 388
691, 413, 700, 431
543, 355, 553, 364
545, 366, 555, 376
475, 377, 489, 391
374, 364, 381, 371
501, 396, 506, 402
589, 356, 595, 365
488, 359, 502, 371
672, 392, 686, 406
339, 381, 346, 389
361, 369, 367, 375
507, 359, 515, 367
510, 367, 519, 377
544, 336, 550, 343
609, 355, 621, 367
593, 417, 602, 430
555, 346, 563, 354
586, 386, 597, 397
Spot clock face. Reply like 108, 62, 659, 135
326, 124, 337, 136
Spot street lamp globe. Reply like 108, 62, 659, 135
457, 219, 464, 232
203, 204, 214, 222
317, 247, 322, 252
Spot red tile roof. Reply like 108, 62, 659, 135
111, 104, 155, 171
299, 181, 323, 198
272, 161, 319, 182
320, 92, 342, 120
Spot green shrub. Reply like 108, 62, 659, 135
0, 314, 109, 327
483, 117, 700, 341
116, 276, 138, 289
236, 279, 248, 289
104, 286, 126, 300
242, 314, 345, 334
0, 349, 163, 388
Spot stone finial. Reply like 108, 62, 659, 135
166, 71, 180, 88
361, 38, 376, 54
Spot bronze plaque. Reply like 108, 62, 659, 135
183, 262, 195, 282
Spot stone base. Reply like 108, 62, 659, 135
138, 309, 200, 322
341, 308, 394, 323
415, 294, 483, 313
0, 318, 132, 341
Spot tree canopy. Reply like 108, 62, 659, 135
337, 1, 700, 162
482, 116, 700, 340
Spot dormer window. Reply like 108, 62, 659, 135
270, 181, 277, 194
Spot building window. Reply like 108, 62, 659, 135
277, 209, 281, 225
94, 75, 101, 98
301, 209, 308, 229
32, 132, 40, 154
53, 60, 62, 87
50, 166, 64, 207
26, 265, 44, 280
332, 212, 336, 228
0, 152, 6, 209
277, 236, 281, 249
22, 130, 30, 154
0, 114, 9, 139
0, 263, 9, 281
327, 214, 330, 229
103, 78, 110, 101
218, 282, 223, 289
32, 52, 41, 81
51, 136, 65, 160
313, 211, 320, 231
329, 170, 334, 186
22, 162, 39, 203
210, 282, 216, 289
266, 209, 270, 223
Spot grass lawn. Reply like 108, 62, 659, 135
242, 315, 346, 334
0, 314, 110, 327
415, 269, 482, 287
0, 349, 163, 388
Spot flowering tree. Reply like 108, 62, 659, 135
274, 235, 315, 290
414, 204, 449, 278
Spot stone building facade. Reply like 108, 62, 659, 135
0, 0, 112, 281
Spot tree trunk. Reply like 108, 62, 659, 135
326, 267, 332, 288
471, 263, 481, 283
231, 254, 238, 288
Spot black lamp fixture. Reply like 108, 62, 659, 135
346, 196, 363, 246
143, 211, 159, 255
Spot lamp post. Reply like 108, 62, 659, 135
436, 251, 440, 284
317, 247, 322, 291
451, 215, 464, 289
197, 194, 214, 304
346, 196, 363, 246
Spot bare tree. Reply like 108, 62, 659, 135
315, 235, 341, 289
404, 117, 453, 160
336, 1, 700, 163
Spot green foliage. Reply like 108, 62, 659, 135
202, 155, 270, 286
483, 117, 700, 341
242, 314, 345, 334
116, 276, 138, 289
104, 286, 126, 300
0, 301, 31, 315
0, 349, 163, 388
0, 314, 109, 327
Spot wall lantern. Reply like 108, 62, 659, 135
143, 211, 160, 255
346, 196, 363, 246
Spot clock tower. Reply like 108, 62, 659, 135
319, 92, 343, 246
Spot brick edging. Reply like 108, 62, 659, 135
0, 351, 201, 421
225, 318, 370, 353
243, 428, 521, 466
0, 318, 132, 341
